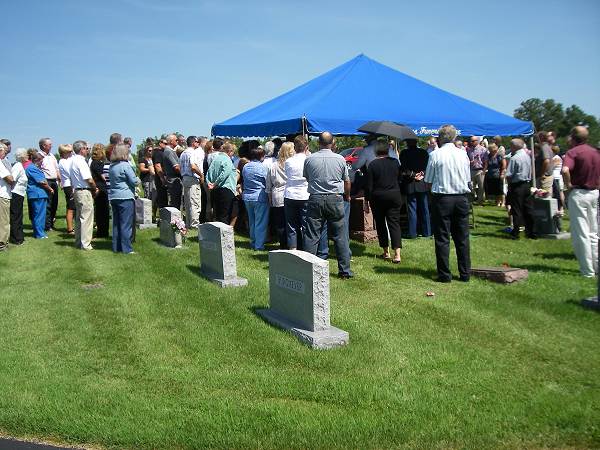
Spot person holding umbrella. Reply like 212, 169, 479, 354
365, 141, 403, 263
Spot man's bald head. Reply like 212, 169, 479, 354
318, 131, 334, 148
571, 126, 589, 144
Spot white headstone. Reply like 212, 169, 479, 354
136, 198, 154, 229
198, 222, 247, 287
257, 250, 349, 349
159, 207, 183, 248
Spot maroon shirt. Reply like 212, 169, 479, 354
563, 144, 600, 189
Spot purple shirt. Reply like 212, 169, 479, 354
563, 144, 600, 190
467, 145, 487, 171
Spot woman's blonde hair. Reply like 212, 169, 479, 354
58, 144, 72, 157
277, 142, 295, 168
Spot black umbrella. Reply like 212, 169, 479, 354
358, 121, 417, 140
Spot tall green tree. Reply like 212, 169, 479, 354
514, 98, 565, 132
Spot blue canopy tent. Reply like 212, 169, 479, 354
211, 54, 533, 138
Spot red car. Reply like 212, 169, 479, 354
340, 147, 363, 166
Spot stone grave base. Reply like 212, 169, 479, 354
137, 223, 156, 230
540, 232, 570, 240
582, 296, 600, 311
256, 308, 349, 350
200, 270, 247, 288
471, 267, 528, 283
350, 230, 378, 243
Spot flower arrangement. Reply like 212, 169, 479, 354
170, 217, 187, 237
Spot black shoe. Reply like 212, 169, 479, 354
458, 276, 470, 282
338, 273, 354, 280
435, 277, 451, 283
509, 234, 519, 240
526, 234, 539, 240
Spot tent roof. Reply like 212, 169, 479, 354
211, 54, 533, 137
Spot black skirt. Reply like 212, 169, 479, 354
484, 176, 503, 196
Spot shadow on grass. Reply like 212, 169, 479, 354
565, 299, 600, 313
524, 264, 581, 275
373, 264, 437, 280
186, 264, 204, 278
249, 252, 269, 263
53, 239, 114, 251
533, 252, 574, 260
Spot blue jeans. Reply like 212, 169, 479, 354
30, 198, 47, 238
304, 194, 352, 276
284, 198, 307, 249
245, 200, 269, 250
111, 198, 134, 253
406, 192, 431, 238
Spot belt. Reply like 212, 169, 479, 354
47, 178, 57, 181
432, 192, 468, 197
572, 186, 598, 191
75, 188, 92, 191
310, 193, 342, 196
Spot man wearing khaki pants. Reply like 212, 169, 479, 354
69, 140, 98, 250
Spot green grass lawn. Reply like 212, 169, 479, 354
0, 206, 598, 449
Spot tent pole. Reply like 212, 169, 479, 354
530, 135, 536, 188
302, 116, 308, 140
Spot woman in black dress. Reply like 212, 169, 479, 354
365, 141, 403, 263
90, 143, 110, 238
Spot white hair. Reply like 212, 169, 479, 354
437, 125, 457, 145
15, 147, 28, 161
264, 141, 275, 157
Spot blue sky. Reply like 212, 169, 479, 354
1, 0, 598, 154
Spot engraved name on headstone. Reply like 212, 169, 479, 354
257, 250, 349, 349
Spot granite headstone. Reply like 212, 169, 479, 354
159, 207, 183, 248
257, 250, 349, 349
533, 197, 570, 239
136, 197, 154, 230
198, 222, 247, 287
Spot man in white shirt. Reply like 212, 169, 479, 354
0, 143, 14, 251
58, 144, 75, 235
352, 134, 397, 173
38, 137, 61, 231
69, 140, 98, 251
424, 125, 472, 283
180, 135, 205, 229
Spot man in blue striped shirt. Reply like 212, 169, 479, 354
424, 125, 472, 282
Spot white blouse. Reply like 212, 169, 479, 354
284, 153, 309, 200
266, 161, 287, 207
11, 162, 27, 197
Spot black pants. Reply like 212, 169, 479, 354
507, 181, 535, 237
167, 177, 182, 209
94, 190, 110, 238
370, 191, 402, 249
212, 187, 235, 224
45, 178, 59, 230
9, 193, 24, 244
431, 194, 471, 281
271, 206, 287, 249
155, 178, 168, 209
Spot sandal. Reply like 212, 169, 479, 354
392, 258, 401, 264
378, 254, 391, 260
67, 230, 75, 235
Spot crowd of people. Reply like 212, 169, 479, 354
0, 125, 597, 281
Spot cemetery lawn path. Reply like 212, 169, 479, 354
0, 207, 598, 449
